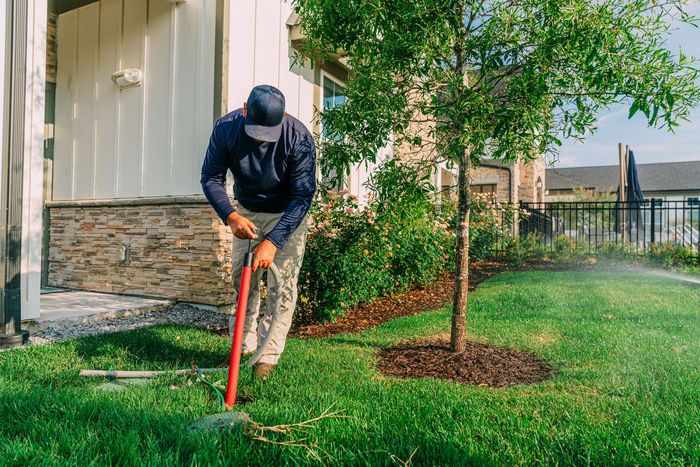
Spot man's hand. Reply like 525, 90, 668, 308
227, 212, 258, 239
253, 239, 277, 271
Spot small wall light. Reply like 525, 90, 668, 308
111, 68, 143, 89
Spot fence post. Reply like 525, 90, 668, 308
650, 198, 656, 244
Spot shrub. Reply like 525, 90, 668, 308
549, 234, 590, 263
296, 161, 453, 324
469, 194, 520, 260
438, 192, 521, 261
645, 243, 698, 269
595, 241, 635, 263
506, 234, 545, 265
502, 232, 699, 272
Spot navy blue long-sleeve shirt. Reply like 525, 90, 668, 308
200, 108, 316, 249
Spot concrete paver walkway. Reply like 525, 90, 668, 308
25, 289, 172, 331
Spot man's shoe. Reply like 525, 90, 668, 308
254, 363, 276, 381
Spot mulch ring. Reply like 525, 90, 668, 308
290, 259, 553, 339
377, 338, 554, 387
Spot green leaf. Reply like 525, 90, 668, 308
628, 100, 640, 119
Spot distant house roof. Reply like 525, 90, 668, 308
546, 161, 700, 193
479, 158, 511, 169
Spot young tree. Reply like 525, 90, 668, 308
294, 0, 699, 352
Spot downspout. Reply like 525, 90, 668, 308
479, 162, 513, 203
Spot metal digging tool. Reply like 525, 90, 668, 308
189, 239, 285, 433
223, 239, 255, 409
82, 238, 285, 433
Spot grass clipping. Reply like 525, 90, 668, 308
242, 404, 348, 463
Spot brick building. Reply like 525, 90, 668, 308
437, 157, 546, 204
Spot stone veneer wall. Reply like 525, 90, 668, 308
470, 166, 513, 204
47, 196, 234, 307
518, 157, 546, 204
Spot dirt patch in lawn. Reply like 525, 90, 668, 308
290, 260, 554, 339
377, 338, 554, 387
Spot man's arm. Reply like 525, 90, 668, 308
265, 131, 317, 249
200, 121, 236, 225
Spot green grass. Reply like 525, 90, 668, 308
1, 271, 699, 465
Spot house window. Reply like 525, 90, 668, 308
470, 184, 497, 195
322, 76, 346, 140
321, 75, 347, 189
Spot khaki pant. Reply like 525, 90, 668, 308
229, 205, 308, 365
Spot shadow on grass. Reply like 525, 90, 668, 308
0, 382, 249, 465
71, 324, 229, 371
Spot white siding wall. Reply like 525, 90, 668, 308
53, 0, 216, 200
227, 0, 315, 131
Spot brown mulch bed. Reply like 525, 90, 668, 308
378, 338, 554, 387
290, 259, 550, 339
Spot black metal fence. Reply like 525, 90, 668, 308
519, 199, 700, 253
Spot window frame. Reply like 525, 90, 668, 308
319, 72, 348, 190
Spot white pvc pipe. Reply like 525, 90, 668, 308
79, 368, 225, 378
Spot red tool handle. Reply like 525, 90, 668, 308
224, 248, 254, 409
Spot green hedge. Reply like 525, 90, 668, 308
506, 233, 699, 270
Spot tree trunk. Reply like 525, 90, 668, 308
450, 153, 470, 353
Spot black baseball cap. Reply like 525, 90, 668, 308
244, 85, 286, 142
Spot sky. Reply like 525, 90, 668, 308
553, 3, 700, 168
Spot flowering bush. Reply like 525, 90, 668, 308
296, 160, 455, 324
295, 160, 526, 324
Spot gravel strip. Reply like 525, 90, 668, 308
27, 303, 231, 345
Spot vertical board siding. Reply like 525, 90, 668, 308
170, 0, 199, 195
142, 0, 173, 197
253, 0, 281, 87
73, 2, 99, 199
228, 0, 256, 111
192, 0, 217, 193
116, 0, 147, 198
53, 10, 78, 200
296, 58, 315, 131
94, 0, 121, 199
228, 0, 315, 130
54, 0, 215, 200
278, 1, 299, 120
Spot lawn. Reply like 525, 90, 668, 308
1, 271, 698, 465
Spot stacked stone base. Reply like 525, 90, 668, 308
47, 196, 234, 307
